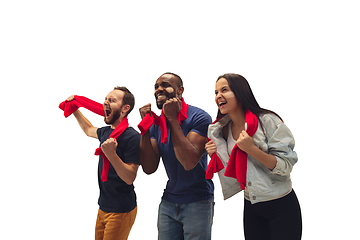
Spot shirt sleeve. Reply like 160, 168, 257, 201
188, 108, 212, 138
262, 114, 298, 177
149, 125, 157, 140
122, 130, 141, 165
97, 127, 104, 142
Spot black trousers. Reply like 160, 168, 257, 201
243, 189, 302, 240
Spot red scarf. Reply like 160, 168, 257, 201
137, 98, 188, 144
205, 117, 225, 180
95, 117, 129, 182
59, 95, 129, 182
59, 95, 104, 118
205, 110, 258, 190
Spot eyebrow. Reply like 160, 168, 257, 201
105, 96, 117, 101
155, 80, 172, 87
215, 85, 229, 92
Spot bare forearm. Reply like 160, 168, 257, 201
106, 153, 138, 185
73, 110, 97, 138
139, 132, 160, 174
168, 119, 203, 171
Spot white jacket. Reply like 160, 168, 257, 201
208, 113, 298, 204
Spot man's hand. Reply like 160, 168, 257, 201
163, 98, 182, 121
101, 138, 118, 158
67, 95, 75, 101
66, 94, 98, 138
139, 103, 152, 119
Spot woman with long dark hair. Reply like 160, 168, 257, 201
205, 74, 302, 239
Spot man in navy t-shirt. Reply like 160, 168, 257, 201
66, 87, 140, 240
139, 73, 214, 240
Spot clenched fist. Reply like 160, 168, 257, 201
139, 103, 152, 119
205, 140, 217, 158
163, 98, 182, 120
67, 95, 75, 101
101, 138, 118, 157
236, 130, 255, 153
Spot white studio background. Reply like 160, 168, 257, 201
1, 1, 359, 239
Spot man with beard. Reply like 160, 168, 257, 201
139, 73, 214, 240
66, 87, 140, 240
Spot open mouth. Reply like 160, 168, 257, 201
218, 101, 227, 108
156, 93, 168, 101
105, 109, 112, 118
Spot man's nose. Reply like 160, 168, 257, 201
155, 86, 165, 94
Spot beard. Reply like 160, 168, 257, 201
156, 101, 164, 110
156, 91, 175, 109
104, 107, 121, 125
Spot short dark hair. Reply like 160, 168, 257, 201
163, 72, 183, 87
114, 86, 135, 117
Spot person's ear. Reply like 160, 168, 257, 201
122, 104, 131, 115
177, 86, 184, 96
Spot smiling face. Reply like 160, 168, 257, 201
215, 78, 241, 115
154, 73, 183, 109
103, 90, 125, 125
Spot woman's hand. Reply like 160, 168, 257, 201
205, 140, 217, 158
237, 130, 277, 170
236, 130, 255, 153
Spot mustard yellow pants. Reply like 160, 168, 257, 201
95, 206, 137, 240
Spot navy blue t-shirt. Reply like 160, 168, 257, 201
149, 105, 214, 204
96, 126, 140, 213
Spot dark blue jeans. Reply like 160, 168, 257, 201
157, 199, 215, 240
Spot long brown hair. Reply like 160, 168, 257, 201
216, 74, 282, 124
